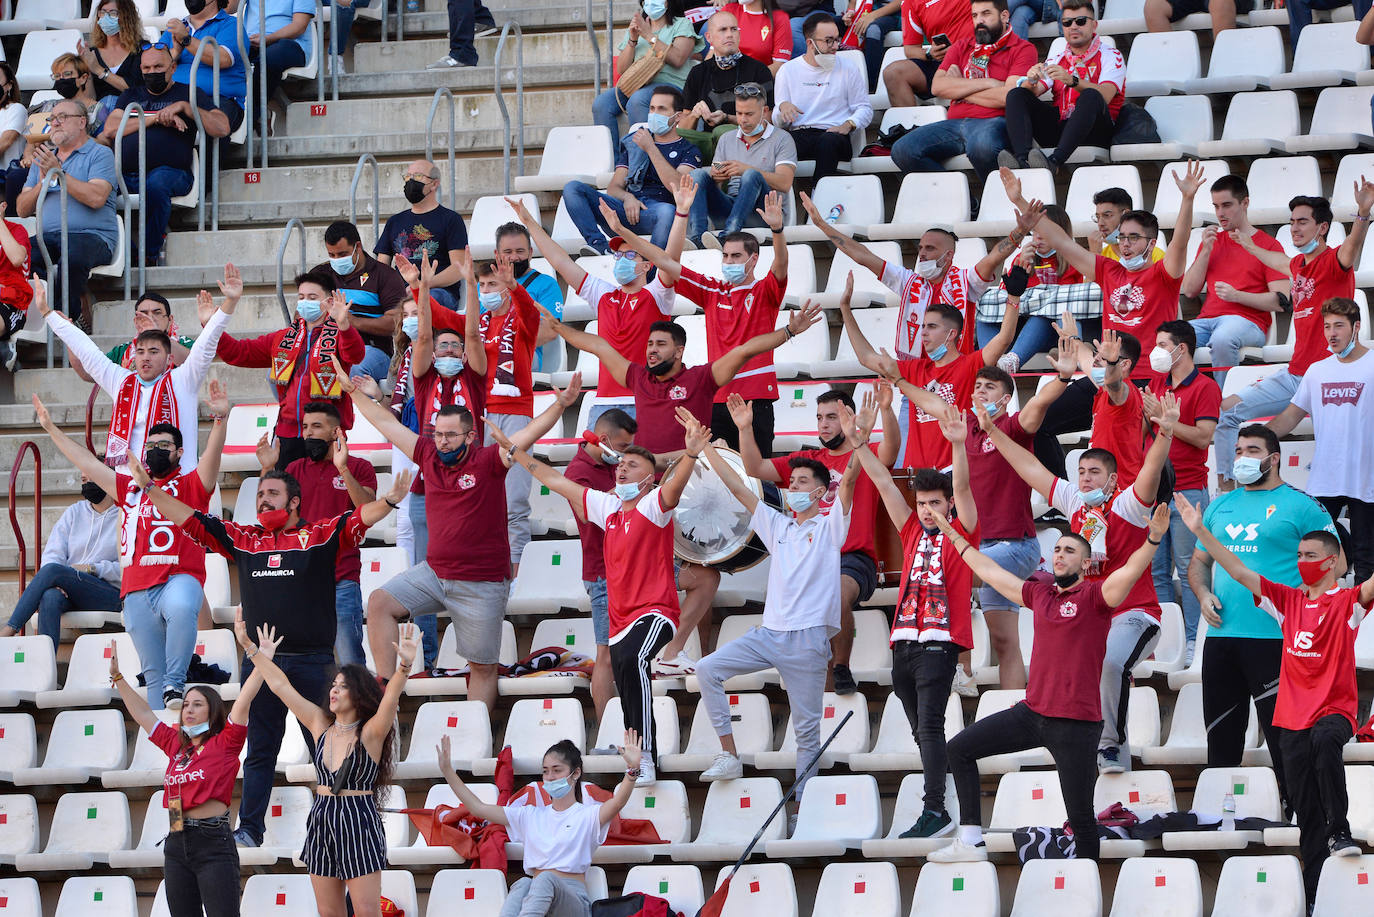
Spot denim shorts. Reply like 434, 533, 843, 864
585, 577, 610, 646
978, 536, 1042, 611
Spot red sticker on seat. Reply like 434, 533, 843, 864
1129, 791, 1140, 803
1054, 877, 1065, 890
271, 805, 282, 817
464, 888, 475, 900
749, 881, 760, 894
729, 695, 739, 705
1359, 873, 1369, 886
0, 814, 7, 824
835, 793, 846, 805
0, 896, 8, 907
543, 698, 553, 709
739, 797, 751, 808
824, 706, 835, 718
276, 893, 286, 905
370, 561, 381, 572
447, 716, 458, 728
854, 882, 865, 894
195, 644, 205, 655
103, 647, 112, 658
1155, 877, 1166, 887
1031, 788, 1044, 800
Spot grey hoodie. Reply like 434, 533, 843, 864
42, 499, 121, 586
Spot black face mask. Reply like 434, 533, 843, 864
54, 78, 79, 99
820, 431, 846, 450
647, 359, 676, 377
403, 179, 428, 204
184, 0, 208, 14
145, 448, 176, 478
81, 481, 107, 504
144, 72, 169, 94
1053, 572, 1080, 589
510, 259, 531, 277
303, 437, 331, 462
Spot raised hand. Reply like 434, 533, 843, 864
326, 290, 351, 328
873, 347, 901, 383
854, 388, 878, 444
998, 165, 1024, 205
483, 416, 515, 449
1173, 159, 1206, 198
874, 379, 893, 413
1148, 502, 1172, 542
786, 300, 822, 336
1050, 332, 1079, 377
554, 371, 583, 407
127, 455, 152, 489
838, 271, 855, 312
254, 623, 280, 655
332, 431, 350, 473
1157, 389, 1181, 435
936, 402, 967, 445
394, 622, 420, 670
196, 289, 216, 327
598, 198, 626, 236
725, 392, 753, 430
31, 393, 54, 432
757, 190, 785, 232
457, 246, 476, 287
381, 470, 411, 505
1355, 174, 1374, 216
676, 406, 710, 455
672, 171, 698, 214
234, 608, 253, 651
418, 250, 436, 290
394, 254, 420, 287
1015, 199, 1046, 233
436, 734, 458, 776
492, 255, 516, 290
108, 640, 120, 678
503, 196, 535, 224
621, 729, 643, 771
219, 262, 243, 302
354, 374, 383, 401
205, 378, 230, 418
32, 278, 50, 318
1096, 327, 1121, 366
255, 432, 279, 471
329, 355, 359, 394
970, 398, 996, 434
1141, 388, 1163, 421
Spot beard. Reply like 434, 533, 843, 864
974, 21, 1003, 43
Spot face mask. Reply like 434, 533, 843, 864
510, 258, 531, 277
144, 447, 176, 478
403, 179, 427, 204
600, 446, 622, 465
786, 489, 819, 514
913, 258, 944, 280
642, 0, 666, 18
982, 399, 1003, 418
647, 358, 676, 377
1232, 456, 1266, 485
434, 356, 464, 377
1104, 226, 1120, 244
813, 51, 837, 71
1089, 366, 1107, 386
1053, 572, 1080, 588
1121, 252, 1149, 271
926, 331, 954, 362
742, 120, 765, 137
715, 51, 743, 69
1296, 236, 1321, 255
543, 776, 573, 799
1037, 248, 1056, 259
401, 316, 419, 338
54, 78, 79, 99
1149, 345, 1179, 375
184, 0, 208, 13
615, 476, 649, 500
613, 255, 639, 285
1331, 338, 1356, 359
820, 431, 846, 451
436, 441, 468, 465
478, 290, 503, 313
144, 72, 169, 94
182, 721, 210, 737
1080, 487, 1108, 507
98, 14, 120, 34
647, 112, 673, 136
721, 262, 748, 285
303, 437, 331, 462
296, 299, 323, 323
257, 507, 291, 531
82, 481, 107, 504
1297, 558, 1332, 586
329, 252, 355, 275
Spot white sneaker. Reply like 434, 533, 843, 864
997, 351, 1021, 373
700, 751, 743, 781
927, 837, 988, 863
426, 55, 475, 69
952, 663, 979, 698
636, 758, 657, 787
653, 651, 697, 677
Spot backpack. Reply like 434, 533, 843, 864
591, 892, 684, 917
1110, 102, 1160, 145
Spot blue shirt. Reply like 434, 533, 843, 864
240, 0, 315, 62
24, 138, 119, 250
520, 269, 564, 372
162, 10, 247, 104
616, 134, 702, 205
1201, 483, 1336, 640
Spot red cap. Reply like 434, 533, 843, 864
607, 236, 629, 252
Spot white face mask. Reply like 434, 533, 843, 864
1148, 345, 1179, 374
813, 51, 837, 71
913, 257, 944, 280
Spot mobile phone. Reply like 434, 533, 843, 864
932, 33, 950, 47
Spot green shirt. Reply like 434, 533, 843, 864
618, 17, 703, 89
105, 334, 196, 366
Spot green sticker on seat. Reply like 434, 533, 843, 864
659, 881, 669, 894
87, 807, 97, 819
952, 878, 964, 891
93, 891, 103, 902
13, 651, 23, 663
565, 634, 575, 646
644, 796, 656, 809
256, 416, 267, 426
1257, 872, 1267, 884
552, 554, 561, 566
793, 388, 803, 399
84, 724, 94, 736
541, 485, 550, 495
1234, 782, 1246, 795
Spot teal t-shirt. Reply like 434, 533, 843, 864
1202, 483, 1336, 639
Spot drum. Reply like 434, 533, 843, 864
872, 468, 921, 588
671, 448, 783, 572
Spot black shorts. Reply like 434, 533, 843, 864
0, 302, 23, 341
905, 57, 941, 99
1166, 0, 1254, 20
840, 550, 878, 603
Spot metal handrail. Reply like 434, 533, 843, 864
275, 217, 307, 323
587, 0, 602, 94
8, 441, 41, 595
113, 103, 149, 301
312, 0, 326, 104
349, 153, 380, 246
328, 0, 340, 102
424, 88, 456, 211
606, 0, 614, 91
236, 2, 257, 170
493, 20, 525, 196
188, 36, 224, 231
257, 0, 269, 168
34, 172, 71, 370
84, 382, 100, 455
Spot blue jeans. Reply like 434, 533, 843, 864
977, 315, 1102, 368
1213, 367, 1300, 483
687, 166, 767, 245
430, 287, 458, 310
237, 651, 332, 844
1152, 488, 1210, 645
978, 537, 1042, 611
334, 578, 365, 665
407, 492, 440, 669
1288, 0, 1372, 44
561, 180, 676, 253
1009, 0, 1062, 39
861, 13, 902, 91
591, 85, 657, 153
123, 167, 192, 260
7, 563, 120, 649
587, 402, 636, 427
1190, 314, 1266, 389
350, 344, 392, 382
891, 116, 1009, 181
585, 577, 610, 645
331, 0, 372, 55
248, 41, 307, 133
122, 572, 203, 709
31, 231, 117, 318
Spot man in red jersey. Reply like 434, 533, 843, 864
882, 0, 975, 106
1181, 502, 1374, 902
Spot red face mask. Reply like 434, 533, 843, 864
1297, 557, 1331, 586
258, 508, 291, 531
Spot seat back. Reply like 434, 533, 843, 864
408, 701, 492, 766
1194, 766, 1282, 820
0, 637, 57, 699
0, 795, 39, 859
1206, 26, 1286, 81
885, 772, 959, 838
1289, 21, 1368, 75
775, 692, 870, 757
0, 878, 41, 916
539, 125, 615, 178
435, 619, 518, 670
240, 874, 317, 914
427, 868, 508, 917
527, 617, 596, 658
54, 876, 138, 917
41, 709, 128, 771
824, 242, 904, 305
712, 863, 798, 917
501, 697, 585, 771
1312, 852, 1374, 917
1219, 91, 1300, 141
133, 792, 170, 851
679, 692, 773, 757
468, 194, 541, 249
1308, 86, 1374, 134
806, 175, 886, 230
0, 714, 36, 773
606, 780, 691, 844
1153, 160, 1233, 226
1142, 96, 1213, 145
594, 696, 680, 757
1211, 855, 1305, 917
833, 308, 898, 365
789, 774, 881, 844
910, 861, 1000, 917
694, 778, 785, 844
17, 30, 83, 91
1066, 166, 1143, 226
813, 861, 902, 917
46, 792, 131, 855
1009, 859, 1102, 917
1123, 31, 1200, 85
990, 771, 1068, 831
1108, 857, 1203, 917
1093, 771, 1177, 820
979, 169, 1057, 226
261, 786, 312, 851
1246, 157, 1322, 214
891, 172, 970, 226
624, 865, 704, 915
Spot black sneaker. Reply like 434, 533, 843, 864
162, 688, 183, 711
832, 663, 857, 696
899, 809, 954, 839
1329, 830, 1361, 857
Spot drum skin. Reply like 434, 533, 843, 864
671, 448, 784, 572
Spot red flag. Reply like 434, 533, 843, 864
697, 874, 731, 917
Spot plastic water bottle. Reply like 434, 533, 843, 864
1221, 793, 1236, 831
405, 0, 419, 12
826, 204, 844, 224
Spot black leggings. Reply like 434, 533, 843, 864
893, 640, 959, 813
1202, 636, 1288, 808
609, 615, 673, 762
163, 820, 241, 917
1005, 86, 1115, 166
1317, 496, 1374, 581
1281, 715, 1354, 903
947, 701, 1104, 859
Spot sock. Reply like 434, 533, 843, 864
959, 825, 984, 846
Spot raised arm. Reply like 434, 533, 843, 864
357, 471, 412, 529
1100, 504, 1170, 606
1187, 547, 1224, 628
726, 394, 782, 481
1178, 492, 1262, 598
1131, 390, 1179, 505
333, 359, 420, 459
975, 201, 1040, 284
539, 303, 632, 388
1018, 327, 1080, 432
238, 622, 332, 738
873, 380, 901, 467
437, 734, 507, 825
196, 379, 231, 495
711, 301, 822, 387
1164, 160, 1206, 280
38, 282, 128, 395
939, 405, 978, 531
331, 436, 375, 510
33, 394, 116, 494
126, 457, 195, 526
695, 418, 759, 512
660, 409, 709, 510
363, 624, 420, 756
981, 263, 1029, 367
503, 374, 583, 461
798, 192, 886, 278
599, 730, 646, 826
930, 510, 1026, 605
1230, 227, 1293, 276
505, 196, 587, 291
972, 400, 1056, 500
1267, 402, 1308, 439
1338, 176, 1374, 271
598, 197, 683, 286
485, 422, 588, 507
456, 252, 488, 377
837, 273, 884, 373
227, 612, 279, 724
1016, 185, 1097, 281
108, 641, 160, 734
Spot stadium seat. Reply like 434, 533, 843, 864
593, 780, 690, 863
756, 245, 819, 305
846, 607, 895, 685
378, 870, 418, 917
236, 785, 312, 865
1342, 766, 1374, 838
512, 125, 616, 192
35, 632, 141, 709
1108, 857, 1203, 917
221, 403, 280, 472
1113, 96, 1211, 162
0, 714, 35, 780
12, 708, 127, 785
850, 107, 948, 175
1333, 154, 1374, 214
1095, 770, 1177, 821
15, 791, 130, 871
1272, 22, 1368, 90
711, 863, 797, 917
528, 477, 578, 537
0, 795, 39, 865
867, 172, 971, 241
230, 476, 260, 527
868, 46, 909, 111
671, 777, 785, 862
0, 637, 57, 705
1163, 766, 1282, 851
624, 865, 705, 915
1186, 26, 1285, 93
764, 774, 881, 857
1211, 855, 1305, 917
0, 877, 41, 917
190, 629, 240, 699
1288, 87, 1374, 152
0, 0, 48, 34
1244, 158, 1324, 228
909, 861, 999, 917
380, 787, 413, 853
506, 540, 592, 615
1143, 681, 1258, 765
343, 407, 390, 468
660, 692, 773, 773
1096, 0, 1146, 31
1153, 160, 1233, 228
819, 307, 898, 378
986, 771, 1068, 853
500, 697, 585, 772
958, 168, 1056, 238
109, 791, 173, 869
1065, 165, 1144, 236
358, 546, 407, 606
389, 783, 498, 866
53, 876, 138, 917
1123, 686, 1162, 759
860, 772, 959, 858
751, 691, 871, 770
1198, 92, 1300, 157
550, 198, 588, 253
685, 614, 773, 691
1134, 603, 1187, 677
1009, 859, 1101, 917
972, 690, 1052, 772
240, 874, 316, 914
811, 242, 904, 309
15, 29, 83, 91
849, 692, 963, 772
395, 700, 493, 779
1123, 32, 1201, 96
1313, 853, 1374, 915
773, 309, 833, 377
405, 620, 518, 697
585, 696, 680, 773
500, 617, 595, 696
468, 194, 540, 260
1167, 617, 1210, 690
769, 382, 829, 452
811, 861, 902, 917
427, 868, 508, 917
786, 175, 886, 242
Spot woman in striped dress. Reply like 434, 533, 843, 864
237, 621, 420, 917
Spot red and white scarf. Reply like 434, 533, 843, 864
899, 268, 971, 355
479, 306, 522, 398
107, 371, 178, 469
424, 370, 474, 435
269, 318, 343, 399
1059, 34, 1102, 116
963, 29, 1013, 80
121, 470, 189, 569
894, 527, 953, 640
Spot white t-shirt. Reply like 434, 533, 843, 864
753, 500, 850, 634
1292, 348, 1374, 500
503, 799, 608, 876
1050, 478, 1151, 574
0, 102, 26, 167
881, 262, 991, 360
774, 54, 874, 132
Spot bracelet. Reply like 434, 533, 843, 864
1148, 537, 1162, 545
110, 672, 123, 684
397, 662, 411, 672
675, 211, 688, 218
1358, 214, 1372, 223
686, 451, 702, 459
506, 445, 517, 461
246, 647, 259, 659
1015, 76, 1028, 88
1103, 357, 1120, 365
624, 768, 641, 779
958, 544, 972, 558
385, 498, 400, 509
1057, 375, 1074, 384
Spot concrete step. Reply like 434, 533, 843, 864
329, 60, 593, 98
352, 30, 597, 74
397, 1, 627, 37
90, 295, 291, 338
13, 363, 273, 405
0, 401, 111, 429
262, 121, 555, 165
0, 505, 78, 551
281, 87, 592, 139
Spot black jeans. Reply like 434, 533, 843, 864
1280, 715, 1354, 903
609, 616, 673, 762
446, 0, 477, 64
237, 652, 332, 843
948, 701, 1104, 859
30, 231, 116, 318
1033, 376, 1097, 479
1202, 635, 1288, 809
163, 820, 241, 917
1005, 87, 1115, 166
893, 640, 959, 813
1317, 496, 1374, 581
710, 399, 776, 457
788, 127, 852, 181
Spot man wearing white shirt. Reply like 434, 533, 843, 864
773, 13, 873, 180
688, 407, 859, 804
41, 264, 237, 471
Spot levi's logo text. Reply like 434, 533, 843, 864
1321, 382, 1364, 406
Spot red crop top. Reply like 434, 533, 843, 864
151, 719, 247, 809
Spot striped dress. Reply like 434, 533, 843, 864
301, 728, 388, 879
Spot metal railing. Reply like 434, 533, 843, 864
236, 2, 258, 171
34, 173, 72, 370
275, 218, 307, 323
328, 0, 341, 102
8, 441, 41, 595
112, 103, 149, 301
188, 37, 224, 231
257, 0, 269, 169
349, 153, 381, 246
424, 88, 457, 212
587, 0, 603, 94
493, 20, 525, 196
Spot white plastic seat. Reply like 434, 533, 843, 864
0, 0, 50, 34
427, 868, 508, 916
240, 874, 317, 915
395, 700, 493, 779
1197, 92, 1299, 157
15, 791, 130, 871
238, 786, 312, 865
1272, 22, 1368, 90
1243, 158, 1323, 226
0, 637, 57, 705
986, 771, 1067, 853
405, 620, 518, 697
378, 870, 418, 917
1162, 766, 1281, 851
0, 714, 36, 780
389, 783, 497, 866
1288, 87, 1374, 152
108, 790, 170, 868
12, 709, 127, 785
1065, 166, 1144, 232
847, 607, 895, 684
672, 777, 785, 862
529, 476, 578, 537
1108, 857, 1202, 917
624, 865, 705, 914
850, 106, 949, 175
35, 632, 141, 709
499, 617, 595, 696
221, 403, 280, 472
87, 214, 127, 279
1009, 859, 1101, 917
1221, 362, 1293, 401
849, 693, 963, 772
1312, 853, 1374, 915
1211, 855, 1305, 917
772, 308, 832, 377
756, 244, 818, 306
661, 692, 772, 772
1143, 681, 1258, 765
972, 690, 1052, 772
751, 691, 871, 770
0, 795, 39, 865
15, 30, 83, 91
467, 194, 541, 260
0, 877, 41, 916
1152, 159, 1233, 229
860, 772, 959, 858
810, 241, 904, 309
586, 696, 680, 776
593, 780, 691, 864
500, 697, 585, 772
868, 45, 908, 110
53, 876, 138, 917
816, 307, 897, 378
1187, 26, 1285, 93
1097, 0, 1145, 31
506, 541, 592, 615
1112, 96, 1211, 162
513, 125, 616, 192
711, 863, 797, 917
786, 175, 886, 243
1123, 32, 1201, 95
769, 382, 831, 452
1333, 154, 1374, 215
190, 629, 240, 699
956, 168, 1056, 238
1123, 686, 1162, 758
359, 546, 407, 607
811, 861, 902, 917
1134, 603, 1187, 677
764, 774, 881, 857
909, 861, 1000, 917
343, 406, 390, 468
231, 476, 260, 527
867, 171, 971, 240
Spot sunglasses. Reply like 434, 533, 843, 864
1061, 15, 1093, 26
140, 40, 172, 51
734, 82, 766, 99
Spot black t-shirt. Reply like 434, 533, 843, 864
113, 83, 217, 173
375, 205, 469, 299
93, 47, 142, 100
682, 57, 775, 116
309, 252, 410, 354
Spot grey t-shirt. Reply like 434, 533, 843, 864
712, 123, 798, 196
24, 138, 119, 250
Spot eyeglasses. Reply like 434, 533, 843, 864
402, 172, 434, 182
140, 41, 171, 51
144, 442, 176, 454
734, 82, 766, 99
46, 113, 82, 124
1118, 233, 1153, 245
810, 36, 841, 48
1060, 15, 1093, 26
